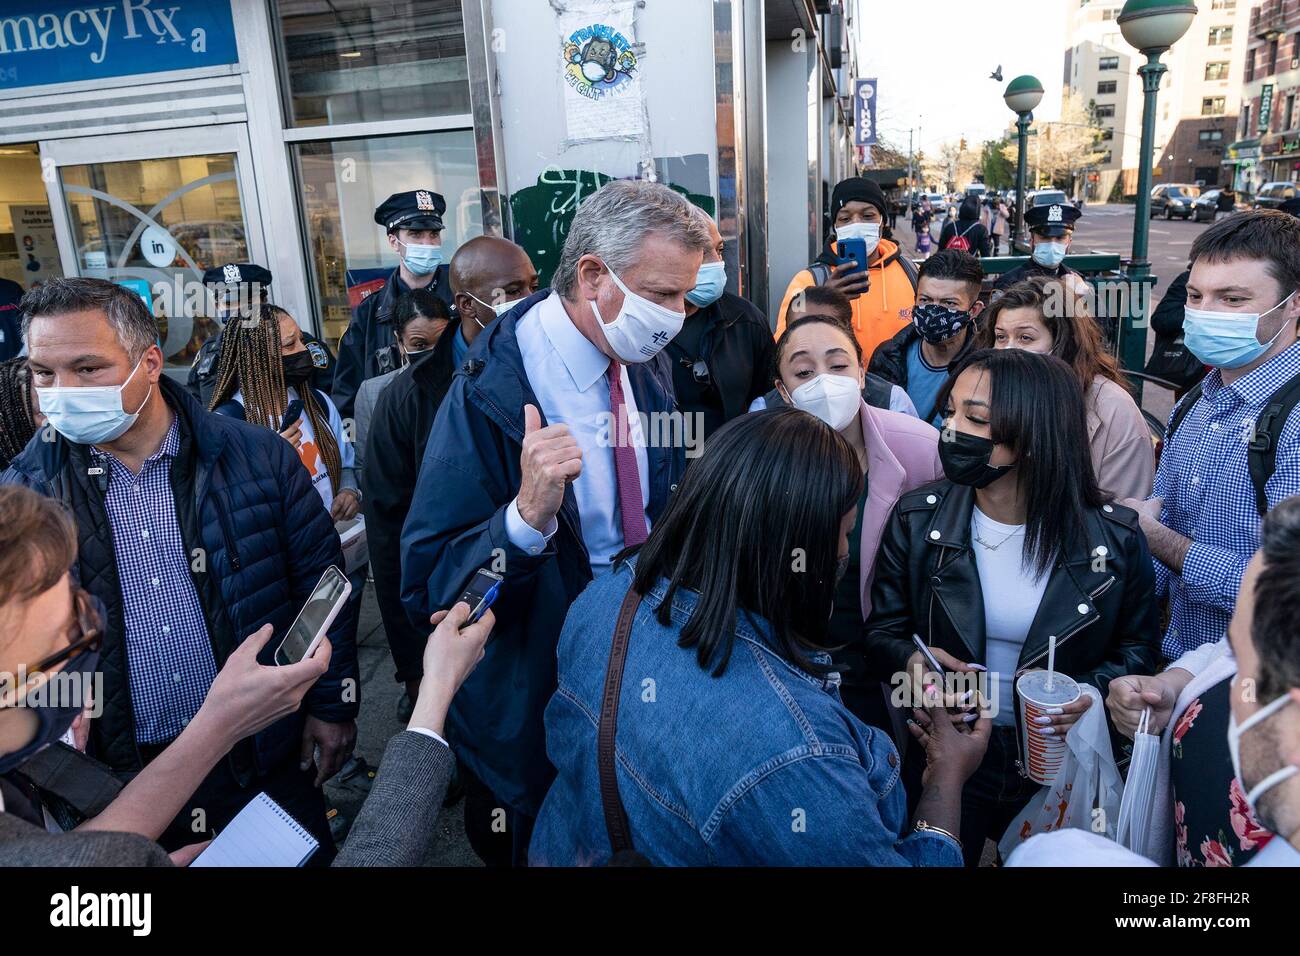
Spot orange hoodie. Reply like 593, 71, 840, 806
775, 237, 916, 361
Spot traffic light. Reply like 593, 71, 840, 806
959, 137, 967, 152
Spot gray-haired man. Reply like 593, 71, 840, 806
400, 180, 709, 864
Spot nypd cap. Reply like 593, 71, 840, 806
375, 190, 446, 233
1024, 202, 1081, 238
201, 262, 273, 288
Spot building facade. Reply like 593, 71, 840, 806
0, 0, 859, 377
1063, 0, 1249, 200
1235, 0, 1300, 193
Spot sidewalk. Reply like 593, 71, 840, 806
322, 584, 480, 866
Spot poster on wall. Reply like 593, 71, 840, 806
8, 205, 60, 289
556, 0, 645, 145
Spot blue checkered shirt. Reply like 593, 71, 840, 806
1152, 340, 1300, 660
92, 418, 217, 744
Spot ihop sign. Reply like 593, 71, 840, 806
0, 0, 237, 90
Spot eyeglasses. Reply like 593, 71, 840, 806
26, 587, 102, 676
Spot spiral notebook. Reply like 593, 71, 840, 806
191, 792, 319, 867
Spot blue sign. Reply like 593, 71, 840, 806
854, 77, 877, 147
0, 1, 238, 91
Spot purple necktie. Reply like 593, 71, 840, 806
607, 364, 647, 548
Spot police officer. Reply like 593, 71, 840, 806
186, 263, 336, 406
993, 202, 1086, 291
332, 190, 454, 420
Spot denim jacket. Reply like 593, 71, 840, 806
529, 560, 961, 866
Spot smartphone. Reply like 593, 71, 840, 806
279, 399, 303, 432
456, 569, 502, 629
275, 566, 351, 666
835, 236, 869, 275
911, 634, 948, 676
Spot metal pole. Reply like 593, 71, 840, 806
906, 128, 914, 217
1014, 112, 1031, 248
1124, 51, 1167, 401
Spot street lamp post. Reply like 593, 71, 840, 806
1118, 0, 1198, 388
1004, 75, 1044, 250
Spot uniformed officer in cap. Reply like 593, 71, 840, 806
993, 202, 1086, 291
186, 262, 337, 406
332, 189, 454, 419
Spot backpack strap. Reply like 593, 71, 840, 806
1247, 370, 1300, 517
807, 262, 833, 286
599, 585, 643, 857
895, 252, 919, 292
1164, 380, 1204, 443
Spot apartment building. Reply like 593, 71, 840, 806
1063, 0, 1250, 200
1236, 0, 1300, 192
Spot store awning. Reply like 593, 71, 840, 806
1227, 138, 1261, 151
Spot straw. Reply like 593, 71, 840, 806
1046, 635, 1057, 692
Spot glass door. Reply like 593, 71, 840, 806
41, 126, 267, 376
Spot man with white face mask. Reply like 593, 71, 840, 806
400, 179, 708, 865
1120, 210, 1300, 662
777, 177, 920, 361
1, 278, 358, 859
333, 189, 454, 420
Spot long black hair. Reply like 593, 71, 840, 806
631, 408, 863, 676
936, 348, 1104, 577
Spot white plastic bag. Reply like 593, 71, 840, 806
1115, 707, 1160, 859
998, 684, 1123, 861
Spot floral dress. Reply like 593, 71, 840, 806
1169, 677, 1273, 866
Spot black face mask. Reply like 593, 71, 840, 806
912, 303, 972, 345
938, 428, 1015, 488
282, 350, 315, 384
0, 646, 101, 775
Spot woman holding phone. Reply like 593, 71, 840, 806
209, 304, 359, 522
768, 313, 943, 729
863, 348, 1160, 865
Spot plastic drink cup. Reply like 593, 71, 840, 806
1016, 670, 1081, 785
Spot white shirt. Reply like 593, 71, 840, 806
971, 506, 1050, 726
505, 291, 650, 571
232, 386, 355, 511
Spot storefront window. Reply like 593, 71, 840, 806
61, 155, 251, 372
276, 0, 471, 127
292, 131, 482, 346
0, 143, 64, 292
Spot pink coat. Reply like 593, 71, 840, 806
855, 400, 945, 618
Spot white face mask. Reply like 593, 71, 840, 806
1228, 691, 1299, 825
35, 356, 152, 445
467, 291, 523, 327
788, 373, 861, 431
590, 263, 686, 364
835, 221, 881, 256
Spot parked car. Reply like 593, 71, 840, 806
1253, 181, 1300, 210
1150, 184, 1199, 219
1026, 189, 1069, 208
1192, 188, 1237, 222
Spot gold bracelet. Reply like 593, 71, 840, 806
913, 819, 962, 849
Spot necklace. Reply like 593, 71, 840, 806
973, 519, 1023, 551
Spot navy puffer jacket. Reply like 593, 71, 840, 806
1, 377, 358, 776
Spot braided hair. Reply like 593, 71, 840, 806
0, 357, 37, 469
207, 304, 342, 492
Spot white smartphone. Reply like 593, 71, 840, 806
275, 566, 351, 666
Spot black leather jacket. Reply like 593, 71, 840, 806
863, 480, 1161, 766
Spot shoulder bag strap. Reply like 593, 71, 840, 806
598, 585, 643, 855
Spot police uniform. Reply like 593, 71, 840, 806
332, 190, 454, 420
185, 263, 336, 406
993, 202, 1084, 291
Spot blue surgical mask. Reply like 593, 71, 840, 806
398, 240, 442, 277
1031, 240, 1068, 268
35, 356, 152, 445
1184, 292, 1296, 369
686, 261, 727, 307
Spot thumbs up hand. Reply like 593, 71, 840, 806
516, 403, 582, 533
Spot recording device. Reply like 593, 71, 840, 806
456, 569, 502, 630
835, 237, 869, 276
275, 565, 351, 666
